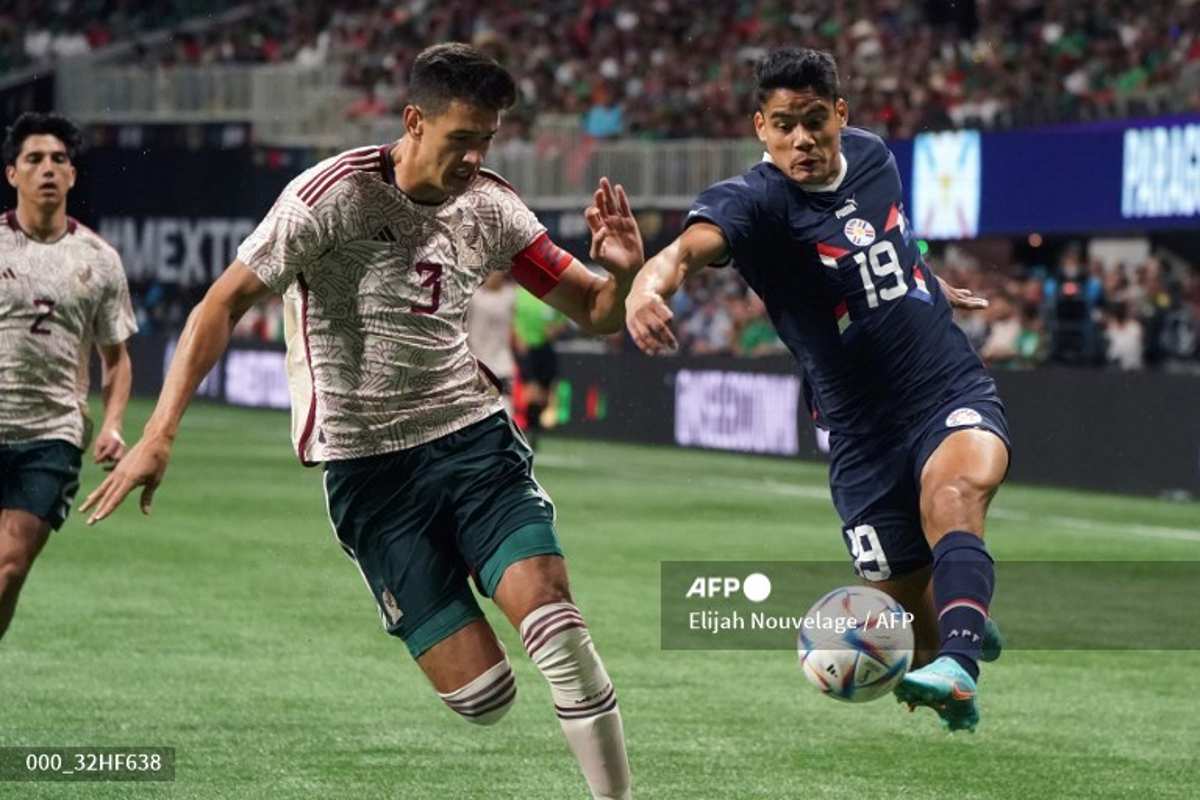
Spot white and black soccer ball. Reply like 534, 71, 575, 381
798, 585, 914, 703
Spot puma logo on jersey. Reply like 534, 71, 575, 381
835, 201, 858, 219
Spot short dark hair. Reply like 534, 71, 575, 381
3, 112, 84, 166
409, 42, 517, 116
753, 48, 840, 107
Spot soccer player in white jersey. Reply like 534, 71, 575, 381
467, 271, 517, 412
84, 43, 640, 798
0, 112, 136, 642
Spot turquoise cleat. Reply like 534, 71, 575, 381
980, 617, 1004, 663
894, 656, 980, 732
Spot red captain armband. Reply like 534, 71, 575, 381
511, 233, 573, 298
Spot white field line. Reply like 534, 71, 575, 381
536, 453, 1200, 543
989, 507, 1200, 543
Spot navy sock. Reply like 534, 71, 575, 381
932, 531, 994, 681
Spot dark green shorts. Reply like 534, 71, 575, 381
323, 413, 562, 658
0, 439, 83, 530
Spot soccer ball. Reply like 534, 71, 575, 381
798, 585, 914, 703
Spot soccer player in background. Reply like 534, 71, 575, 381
512, 284, 570, 447
625, 48, 1008, 733
466, 270, 517, 412
83, 43, 638, 798
0, 112, 136, 642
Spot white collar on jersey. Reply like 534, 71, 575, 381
762, 151, 849, 193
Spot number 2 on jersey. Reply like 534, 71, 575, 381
30, 298, 56, 335
852, 241, 907, 308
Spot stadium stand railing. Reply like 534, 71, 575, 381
55, 53, 1200, 208
55, 59, 764, 207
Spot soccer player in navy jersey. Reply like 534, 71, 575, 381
626, 47, 1008, 732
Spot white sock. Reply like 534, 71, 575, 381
437, 657, 517, 725
521, 602, 631, 799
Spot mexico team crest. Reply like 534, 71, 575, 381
844, 218, 876, 247
381, 588, 403, 624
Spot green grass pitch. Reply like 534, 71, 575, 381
4, 400, 1198, 798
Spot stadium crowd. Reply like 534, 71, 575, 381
6, 0, 1200, 138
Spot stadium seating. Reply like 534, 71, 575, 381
5, 0, 1198, 139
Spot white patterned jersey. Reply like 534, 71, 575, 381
0, 212, 137, 448
237, 144, 552, 462
467, 281, 516, 381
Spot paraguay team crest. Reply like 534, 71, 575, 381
843, 218, 876, 247
945, 408, 983, 428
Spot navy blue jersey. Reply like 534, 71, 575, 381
687, 127, 996, 437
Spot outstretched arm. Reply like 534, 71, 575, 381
625, 222, 728, 355
937, 276, 989, 310
81, 261, 272, 523
534, 178, 644, 335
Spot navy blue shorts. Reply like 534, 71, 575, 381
828, 393, 1010, 579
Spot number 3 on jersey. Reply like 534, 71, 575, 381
852, 241, 907, 308
410, 262, 442, 315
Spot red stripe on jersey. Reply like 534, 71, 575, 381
299, 156, 381, 206
885, 203, 901, 232
69, 218, 106, 242
378, 142, 397, 185
511, 233, 572, 298
476, 168, 519, 195
297, 148, 381, 206
938, 599, 989, 618
294, 273, 320, 466
296, 150, 371, 200
816, 242, 850, 259
296, 146, 377, 196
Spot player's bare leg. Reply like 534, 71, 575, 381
494, 555, 631, 800
895, 429, 1008, 731
866, 566, 937, 667
920, 429, 1008, 548
417, 619, 518, 724
0, 509, 53, 641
